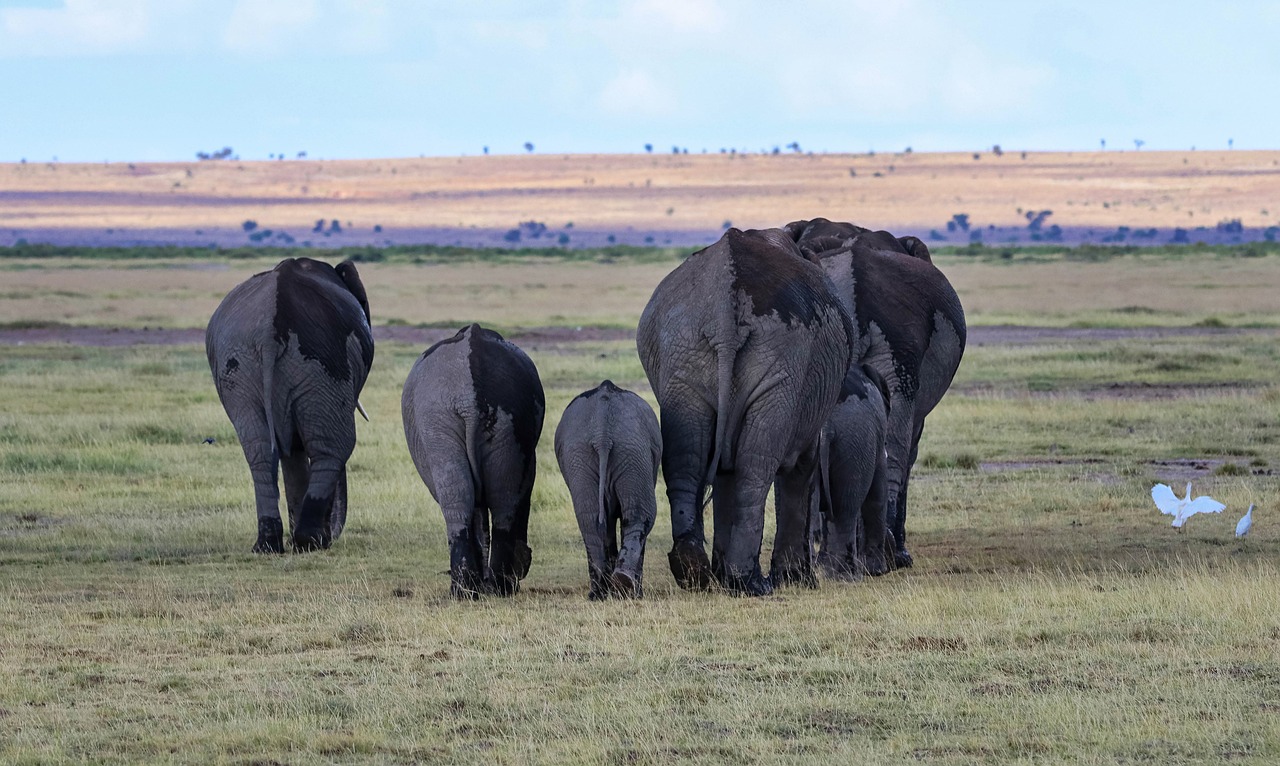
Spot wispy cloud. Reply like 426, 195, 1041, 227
0, 0, 150, 56
598, 69, 676, 118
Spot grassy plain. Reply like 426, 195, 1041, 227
2, 250, 1279, 764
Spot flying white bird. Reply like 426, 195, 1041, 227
1236, 504, 1254, 538
1151, 482, 1225, 528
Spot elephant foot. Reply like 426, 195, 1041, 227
669, 539, 712, 591
610, 568, 642, 599
893, 548, 914, 569
863, 553, 890, 577
450, 576, 484, 600
770, 559, 818, 589
818, 554, 865, 583
449, 536, 485, 600
252, 517, 284, 554
717, 564, 773, 597
292, 525, 331, 553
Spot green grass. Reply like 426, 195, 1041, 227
2, 327, 1279, 763
3, 249, 1280, 762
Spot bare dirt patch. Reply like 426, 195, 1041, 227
3, 323, 1267, 348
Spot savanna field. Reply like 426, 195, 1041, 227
1, 241, 1278, 765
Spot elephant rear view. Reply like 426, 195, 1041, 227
401, 324, 545, 599
206, 257, 374, 553
637, 227, 853, 596
555, 380, 661, 600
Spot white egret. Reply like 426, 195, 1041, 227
1151, 482, 1225, 528
1236, 505, 1254, 538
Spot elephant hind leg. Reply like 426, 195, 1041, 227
292, 459, 344, 552
710, 459, 773, 597
240, 430, 283, 554
280, 436, 309, 538
770, 462, 819, 589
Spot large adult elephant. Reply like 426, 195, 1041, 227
783, 218, 966, 568
637, 227, 853, 596
207, 257, 374, 553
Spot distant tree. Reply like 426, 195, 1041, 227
524, 142, 534, 153
329, 219, 342, 233
242, 220, 258, 232
1100, 139, 1106, 150
972, 153, 980, 160
1134, 139, 1145, 150
786, 141, 801, 153
483, 146, 489, 154
1229, 138, 1234, 150
644, 143, 653, 153
297, 151, 307, 158
992, 145, 1003, 156
904, 146, 913, 153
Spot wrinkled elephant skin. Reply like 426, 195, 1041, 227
637, 228, 853, 596
785, 218, 967, 568
206, 257, 374, 553
402, 324, 544, 599
555, 380, 662, 600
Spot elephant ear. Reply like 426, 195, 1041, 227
781, 219, 811, 242
334, 260, 371, 327
897, 236, 933, 263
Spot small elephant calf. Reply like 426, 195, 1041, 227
402, 324, 545, 598
815, 363, 892, 579
555, 380, 661, 599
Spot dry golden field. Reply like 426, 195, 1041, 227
2, 150, 1278, 242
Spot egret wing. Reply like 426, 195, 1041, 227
1184, 496, 1225, 516
1151, 484, 1180, 516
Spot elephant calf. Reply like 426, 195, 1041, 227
206, 257, 374, 553
555, 380, 661, 600
815, 363, 892, 580
402, 324, 545, 598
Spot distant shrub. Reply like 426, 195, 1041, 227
241, 220, 258, 232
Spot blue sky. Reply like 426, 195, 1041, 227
1, 0, 1275, 162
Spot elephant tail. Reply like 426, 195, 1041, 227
701, 340, 737, 505
261, 353, 283, 458
462, 412, 485, 508
596, 441, 611, 528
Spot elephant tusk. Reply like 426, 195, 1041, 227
356, 400, 370, 421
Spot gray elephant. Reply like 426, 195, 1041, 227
814, 363, 891, 580
401, 324, 545, 598
206, 257, 374, 553
637, 227, 853, 596
554, 380, 661, 600
783, 218, 967, 568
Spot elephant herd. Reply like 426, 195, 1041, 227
205, 219, 965, 599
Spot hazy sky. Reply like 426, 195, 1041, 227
1, 0, 1275, 162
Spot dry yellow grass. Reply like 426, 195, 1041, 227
2, 150, 1278, 236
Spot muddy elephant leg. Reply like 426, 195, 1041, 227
487, 474, 534, 598
890, 431, 922, 569
279, 442, 309, 539
292, 458, 344, 552
711, 453, 775, 597
329, 467, 348, 541
247, 451, 284, 554
771, 460, 819, 589
232, 414, 284, 554
658, 396, 713, 590
612, 490, 656, 599
883, 397, 916, 569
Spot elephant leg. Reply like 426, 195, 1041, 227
566, 465, 611, 601
248, 455, 284, 554
235, 417, 284, 554
771, 460, 818, 589
487, 471, 534, 598
279, 439, 309, 538
329, 467, 348, 541
612, 487, 656, 599
891, 430, 923, 569
659, 396, 714, 590
711, 453, 775, 597
883, 399, 916, 569
861, 448, 891, 577
292, 458, 343, 552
